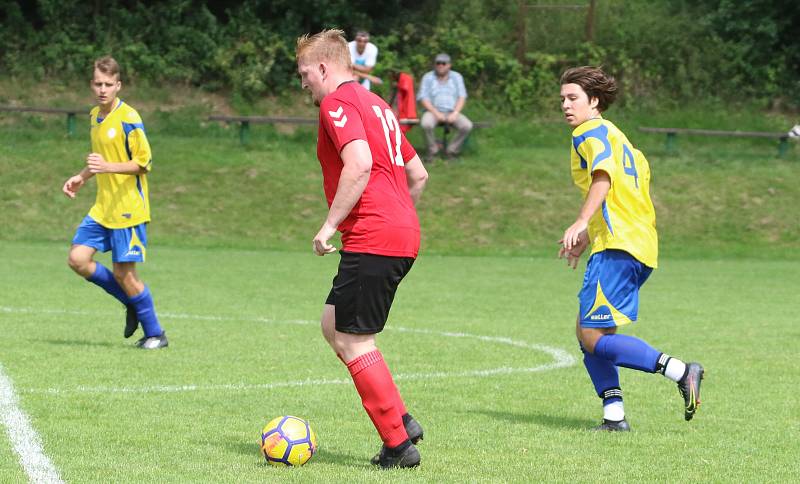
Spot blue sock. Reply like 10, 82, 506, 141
87, 263, 129, 305
129, 286, 163, 337
594, 334, 660, 373
581, 343, 622, 404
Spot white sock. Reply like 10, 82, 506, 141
664, 357, 687, 382
603, 401, 625, 421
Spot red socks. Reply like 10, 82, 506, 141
346, 350, 409, 448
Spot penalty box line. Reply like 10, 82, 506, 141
1, 305, 577, 396
0, 362, 64, 483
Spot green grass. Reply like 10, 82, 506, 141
2, 85, 799, 481
1, 107, 798, 259
1, 241, 799, 482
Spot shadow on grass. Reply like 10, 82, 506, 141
226, 439, 366, 468
477, 409, 595, 430
39, 338, 117, 348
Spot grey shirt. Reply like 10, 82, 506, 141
416, 70, 467, 113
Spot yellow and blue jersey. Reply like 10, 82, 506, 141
570, 118, 658, 268
88, 99, 152, 229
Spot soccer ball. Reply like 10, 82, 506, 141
260, 416, 318, 466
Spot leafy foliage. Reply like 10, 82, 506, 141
0, 0, 798, 111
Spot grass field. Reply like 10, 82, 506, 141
1, 241, 799, 482
1, 87, 799, 481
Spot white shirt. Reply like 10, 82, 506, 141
348, 41, 378, 90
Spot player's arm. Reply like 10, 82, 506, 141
86, 125, 152, 175
313, 140, 373, 256
86, 154, 148, 175
404, 155, 428, 206
62, 166, 94, 199
561, 170, 611, 251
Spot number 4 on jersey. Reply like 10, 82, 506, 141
372, 106, 404, 166
622, 144, 639, 188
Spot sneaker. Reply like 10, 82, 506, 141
124, 304, 139, 338
371, 414, 423, 465
376, 442, 420, 469
788, 124, 800, 138
591, 418, 631, 432
678, 362, 704, 421
135, 332, 168, 349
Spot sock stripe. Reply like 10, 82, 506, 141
656, 353, 671, 375
346, 350, 383, 375
602, 387, 623, 400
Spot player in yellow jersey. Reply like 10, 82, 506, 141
61, 56, 167, 349
558, 66, 702, 430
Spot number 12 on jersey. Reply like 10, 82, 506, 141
372, 105, 404, 166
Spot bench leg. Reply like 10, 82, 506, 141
66, 113, 76, 137
778, 137, 788, 158
240, 121, 250, 146
665, 132, 677, 154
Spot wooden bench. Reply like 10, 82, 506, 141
639, 127, 791, 158
208, 115, 492, 147
400, 119, 493, 153
0, 105, 86, 137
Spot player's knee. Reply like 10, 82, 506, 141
67, 252, 89, 273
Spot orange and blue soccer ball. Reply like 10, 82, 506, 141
260, 416, 318, 466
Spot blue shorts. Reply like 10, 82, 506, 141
71, 215, 148, 263
578, 249, 652, 328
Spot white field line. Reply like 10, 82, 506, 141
0, 306, 577, 396
0, 363, 64, 483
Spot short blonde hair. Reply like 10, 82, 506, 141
93, 56, 121, 80
296, 29, 351, 69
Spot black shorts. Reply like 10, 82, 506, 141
325, 251, 414, 334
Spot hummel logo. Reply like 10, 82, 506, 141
328, 106, 348, 128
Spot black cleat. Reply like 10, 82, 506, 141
124, 304, 139, 338
371, 414, 424, 465
376, 442, 420, 469
135, 332, 168, 349
678, 362, 704, 421
591, 418, 631, 432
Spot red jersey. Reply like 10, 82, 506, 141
317, 81, 420, 258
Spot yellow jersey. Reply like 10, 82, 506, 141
87, 99, 152, 228
570, 118, 658, 268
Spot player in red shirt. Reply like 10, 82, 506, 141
296, 29, 429, 468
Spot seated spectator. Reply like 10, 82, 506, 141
416, 53, 473, 160
348, 30, 379, 90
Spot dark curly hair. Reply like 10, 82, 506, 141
560, 66, 617, 112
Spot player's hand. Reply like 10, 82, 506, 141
62, 175, 85, 199
434, 111, 446, 123
86, 153, 110, 174
312, 222, 338, 256
562, 219, 589, 252
446, 112, 458, 124
558, 231, 588, 269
